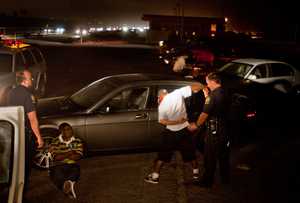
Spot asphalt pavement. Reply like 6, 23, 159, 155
26, 135, 300, 203
27, 41, 300, 203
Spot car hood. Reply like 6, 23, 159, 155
37, 96, 80, 117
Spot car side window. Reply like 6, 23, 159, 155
270, 63, 294, 77
106, 87, 149, 112
252, 65, 267, 79
21, 50, 35, 67
0, 54, 12, 72
30, 47, 44, 63
15, 53, 25, 71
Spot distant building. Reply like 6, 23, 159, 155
142, 14, 225, 43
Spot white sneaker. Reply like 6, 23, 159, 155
63, 180, 77, 199
144, 173, 159, 184
69, 181, 77, 199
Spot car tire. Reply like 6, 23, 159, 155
33, 128, 59, 169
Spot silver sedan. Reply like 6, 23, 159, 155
35, 73, 201, 168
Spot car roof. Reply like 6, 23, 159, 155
93, 73, 194, 86
231, 58, 288, 66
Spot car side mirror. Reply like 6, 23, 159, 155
248, 74, 257, 80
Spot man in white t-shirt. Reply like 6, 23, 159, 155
144, 83, 204, 184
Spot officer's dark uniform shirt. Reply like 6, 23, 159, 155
7, 85, 36, 129
185, 91, 205, 122
203, 87, 227, 137
203, 87, 226, 119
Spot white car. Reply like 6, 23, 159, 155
219, 58, 300, 93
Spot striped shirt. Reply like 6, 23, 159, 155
50, 134, 84, 164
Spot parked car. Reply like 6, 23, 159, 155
35, 74, 202, 168
35, 73, 258, 169
219, 58, 300, 93
0, 39, 47, 105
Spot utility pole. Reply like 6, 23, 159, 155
181, 0, 184, 41
176, 0, 184, 41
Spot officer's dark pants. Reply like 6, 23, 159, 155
24, 129, 35, 192
202, 133, 230, 186
49, 163, 80, 190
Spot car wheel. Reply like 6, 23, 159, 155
33, 136, 55, 169
33, 128, 58, 169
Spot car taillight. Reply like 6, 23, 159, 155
246, 111, 256, 118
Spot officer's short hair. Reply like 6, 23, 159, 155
207, 72, 221, 84
15, 70, 29, 85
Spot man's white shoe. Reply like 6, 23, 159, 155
144, 174, 159, 184
63, 180, 77, 199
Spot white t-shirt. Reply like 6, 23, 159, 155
158, 86, 192, 131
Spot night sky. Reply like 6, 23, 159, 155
1, 0, 299, 31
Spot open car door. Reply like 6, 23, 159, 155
0, 106, 25, 203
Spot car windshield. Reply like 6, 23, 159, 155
220, 62, 253, 77
0, 54, 12, 72
70, 79, 117, 109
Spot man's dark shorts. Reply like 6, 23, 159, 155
157, 127, 196, 162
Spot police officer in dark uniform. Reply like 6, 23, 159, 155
7, 69, 44, 191
189, 72, 230, 188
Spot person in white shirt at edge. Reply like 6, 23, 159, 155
173, 55, 188, 73
144, 83, 204, 184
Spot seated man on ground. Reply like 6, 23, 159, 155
49, 123, 84, 199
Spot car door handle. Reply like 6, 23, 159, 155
135, 113, 148, 119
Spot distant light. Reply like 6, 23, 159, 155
122, 26, 129, 32
225, 17, 229, 23
159, 41, 164, 47
96, 27, 104, 32
138, 27, 144, 32
82, 29, 88, 35
56, 28, 65, 34
164, 59, 170, 64
211, 33, 215, 37
89, 27, 96, 32
192, 32, 196, 36
106, 27, 112, 31
75, 29, 81, 34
